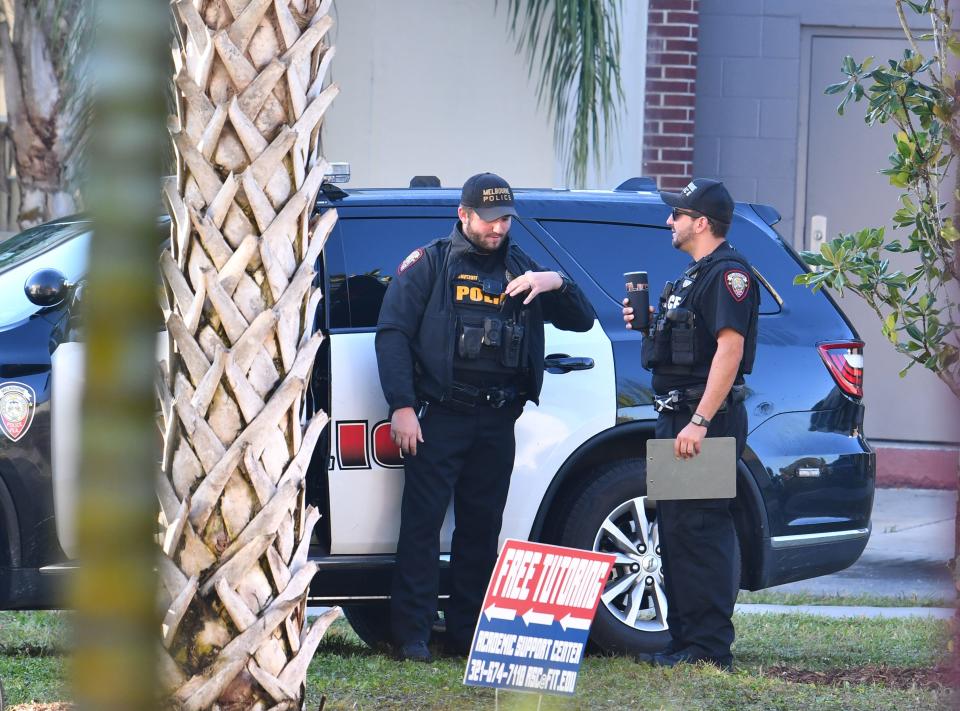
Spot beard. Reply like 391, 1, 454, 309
462, 217, 506, 253
671, 225, 693, 250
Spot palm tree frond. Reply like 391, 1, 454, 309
499, 0, 624, 186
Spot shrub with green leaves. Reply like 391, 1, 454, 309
794, 0, 958, 396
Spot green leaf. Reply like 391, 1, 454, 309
825, 80, 849, 95
890, 172, 910, 188
942, 219, 960, 242
883, 313, 897, 343
902, 54, 924, 73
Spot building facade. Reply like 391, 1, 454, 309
323, 0, 958, 462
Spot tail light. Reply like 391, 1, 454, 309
817, 341, 864, 398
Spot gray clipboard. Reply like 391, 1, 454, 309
646, 437, 736, 501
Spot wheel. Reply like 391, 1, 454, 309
559, 457, 740, 656
342, 603, 392, 649
560, 458, 669, 655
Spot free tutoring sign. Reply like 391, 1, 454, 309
463, 539, 615, 696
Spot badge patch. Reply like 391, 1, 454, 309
398, 248, 424, 274
0, 382, 36, 442
724, 270, 750, 302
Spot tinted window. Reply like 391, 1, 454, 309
0, 220, 89, 275
540, 220, 779, 314
541, 221, 686, 306
330, 217, 449, 329
509, 221, 563, 273
331, 217, 564, 329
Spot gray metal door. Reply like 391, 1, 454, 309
801, 32, 959, 444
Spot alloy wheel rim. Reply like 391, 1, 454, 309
592, 495, 668, 632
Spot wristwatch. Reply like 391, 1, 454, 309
690, 413, 710, 428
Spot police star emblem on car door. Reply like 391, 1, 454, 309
0, 382, 36, 442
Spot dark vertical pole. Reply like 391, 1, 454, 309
72, 0, 168, 708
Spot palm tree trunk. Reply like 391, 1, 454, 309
161, 1, 340, 708
0, 0, 88, 228
71, 0, 167, 709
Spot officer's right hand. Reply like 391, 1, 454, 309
622, 298, 654, 330
391, 407, 424, 456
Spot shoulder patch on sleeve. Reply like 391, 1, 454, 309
724, 269, 750, 302
398, 248, 425, 274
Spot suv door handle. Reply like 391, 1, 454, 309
544, 354, 595, 373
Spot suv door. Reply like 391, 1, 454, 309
323, 213, 615, 554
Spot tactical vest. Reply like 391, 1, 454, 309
641, 253, 757, 379
451, 265, 528, 378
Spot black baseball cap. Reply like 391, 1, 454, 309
460, 172, 519, 221
659, 178, 734, 224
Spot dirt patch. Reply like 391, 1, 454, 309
762, 663, 957, 690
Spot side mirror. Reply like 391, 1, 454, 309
25, 268, 70, 307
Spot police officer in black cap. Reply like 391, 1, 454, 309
623, 178, 759, 671
376, 172, 594, 662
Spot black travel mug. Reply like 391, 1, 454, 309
624, 271, 650, 332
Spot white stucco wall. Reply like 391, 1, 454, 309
323, 0, 647, 190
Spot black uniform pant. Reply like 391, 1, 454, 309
654, 401, 747, 661
391, 400, 523, 647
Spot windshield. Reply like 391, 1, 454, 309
0, 219, 90, 275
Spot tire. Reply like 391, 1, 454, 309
342, 604, 392, 649
559, 457, 740, 656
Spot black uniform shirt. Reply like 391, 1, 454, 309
375, 222, 595, 414
652, 241, 759, 392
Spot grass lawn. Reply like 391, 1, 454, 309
1, 611, 954, 710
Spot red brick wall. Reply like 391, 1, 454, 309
644, 0, 699, 191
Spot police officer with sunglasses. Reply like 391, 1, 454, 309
623, 178, 759, 671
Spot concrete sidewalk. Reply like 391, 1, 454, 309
735, 603, 954, 619
765, 488, 956, 600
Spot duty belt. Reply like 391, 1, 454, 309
447, 381, 525, 409
653, 384, 746, 413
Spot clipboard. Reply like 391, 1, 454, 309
646, 437, 736, 501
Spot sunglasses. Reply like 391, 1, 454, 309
671, 208, 702, 221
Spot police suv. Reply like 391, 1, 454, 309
0, 178, 874, 656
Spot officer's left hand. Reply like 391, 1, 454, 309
504, 270, 563, 305
675, 422, 707, 459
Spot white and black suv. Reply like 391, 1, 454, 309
0, 179, 874, 656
